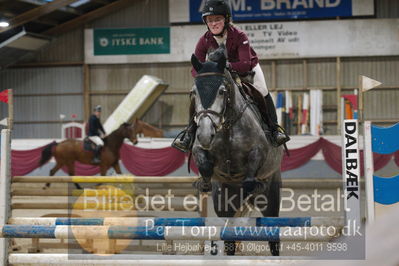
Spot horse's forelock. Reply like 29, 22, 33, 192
195, 75, 224, 109
198, 61, 221, 74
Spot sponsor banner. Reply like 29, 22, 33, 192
168, 0, 374, 23
93, 28, 170, 55
85, 19, 399, 64
341, 120, 361, 224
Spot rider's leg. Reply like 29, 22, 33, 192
89, 136, 103, 164
92, 145, 102, 164
263, 93, 290, 146
171, 98, 197, 153
252, 64, 290, 147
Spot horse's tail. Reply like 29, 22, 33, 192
39, 141, 58, 166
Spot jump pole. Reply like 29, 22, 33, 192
8, 254, 300, 265
9, 217, 345, 227
0, 129, 11, 266
363, 121, 375, 224
0, 225, 340, 242
0, 89, 12, 265
12, 175, 199, 183
359, 76, 381, 224
341, 87, 363, 259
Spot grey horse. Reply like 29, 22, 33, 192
190, 49, 283, 256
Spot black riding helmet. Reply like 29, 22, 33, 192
202, 0, 231, 36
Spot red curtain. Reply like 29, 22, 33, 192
120, 144, 186, 176
61, 163, 100, 176
11, 145, 45, 176
281, 138, 323, 171
320, 138, 392, 175
8, 138, 398, 177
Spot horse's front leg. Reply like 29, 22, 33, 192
112, 162, 122, 175
192, 146, 214, 192
260, 172, 281, 256
67, 162, 82, 190
242, 147, 265, 194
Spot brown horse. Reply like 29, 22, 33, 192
39, 122, 139, 188
136, 119, 163, 137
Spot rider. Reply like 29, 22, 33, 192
88, 105, 106, 164
172, 0, 290, 153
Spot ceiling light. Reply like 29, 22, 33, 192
70, 0, 91, 7
0, 20, 9, 28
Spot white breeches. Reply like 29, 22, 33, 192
252, 63, 269, 97
89, 136, 104, 146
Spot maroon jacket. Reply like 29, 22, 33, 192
191, 25, 259, 77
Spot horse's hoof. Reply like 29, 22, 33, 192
242, 179, 256, 193
192, 180, 212, 193
243, 180, 265, 194
269, 241, 280, 256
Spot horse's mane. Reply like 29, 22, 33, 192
102, 122, 130, 144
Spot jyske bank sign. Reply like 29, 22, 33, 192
94, 28, 170, 55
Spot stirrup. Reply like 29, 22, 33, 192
171, 130, 190, 153
92, 157, 101, 164
270, 125, 290, 147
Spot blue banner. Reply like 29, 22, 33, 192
374, 174, 399, 205
371, 123, 399, 154
190, 0, 352, 22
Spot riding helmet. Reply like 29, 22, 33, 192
93, 105, 102, 112
202, 0, 232, 24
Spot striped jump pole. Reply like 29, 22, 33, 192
0, 225, 340, 242
9, 217, 345, 227
12, 176, 199, 183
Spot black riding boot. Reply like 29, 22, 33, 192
92, 146, 101, 164
263, 94, 290, 147
172, 98, 197, 153
172, 122, 197, 153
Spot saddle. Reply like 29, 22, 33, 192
83, 137, 98, 152
236, 79, 271, 131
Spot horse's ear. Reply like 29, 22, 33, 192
191, 54, 202, 72
217, 53, 226, 72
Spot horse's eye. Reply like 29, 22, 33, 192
219, 88, 226, 95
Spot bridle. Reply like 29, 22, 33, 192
193, 72, 230, 133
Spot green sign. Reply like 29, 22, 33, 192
94, 28, 170, 55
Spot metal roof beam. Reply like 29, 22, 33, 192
43, 0, 133, 36
0, 0, 79, 34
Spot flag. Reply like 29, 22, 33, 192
342, 94, 358, 119
0, 89, 8, 103
284, 91, 293, 134
0, 118, 7, 126
276, 92, 284, 126
360, 75, 382, 92
310, 90, 323, 136
301, 93, 309, 134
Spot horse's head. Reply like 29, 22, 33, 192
191, 51, 230, 150
119, 122, 138, 145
